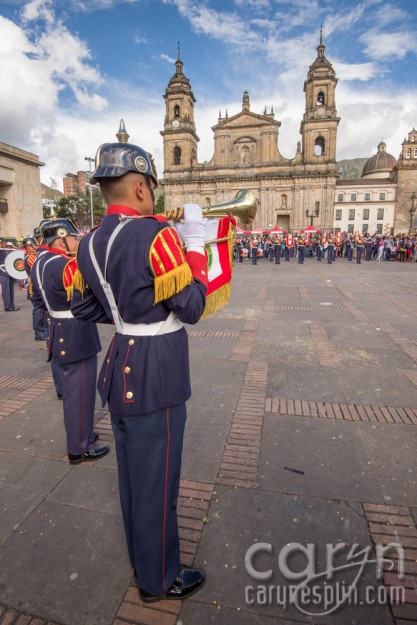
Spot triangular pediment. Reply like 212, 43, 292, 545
213, 110, 280, 130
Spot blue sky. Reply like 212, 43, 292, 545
0, 0, 416, 189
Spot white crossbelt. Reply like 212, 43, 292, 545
35, 255, 74, 319
88, 223, 183, 337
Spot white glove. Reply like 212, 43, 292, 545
173, 203, 207, 254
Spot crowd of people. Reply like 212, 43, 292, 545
234, 232, 417, 265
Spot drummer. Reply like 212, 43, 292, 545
0, 238, 20, 312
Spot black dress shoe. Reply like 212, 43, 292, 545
57, 393, 63, 400
5, 307, 20, 311
35, 337, 47, 341
94, 432, 99, 442
68, 445, 110, 465
139, 568, 205, 603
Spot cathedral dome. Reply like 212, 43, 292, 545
362, 141, 397, 178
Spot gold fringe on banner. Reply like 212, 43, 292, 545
154, 263, 193, 304
202, 281, 231, 319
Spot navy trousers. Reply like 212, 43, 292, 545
0, 275, 16, 310
60, 354, 97, 455
111, 404, 186, 596
33, 305, 48, 339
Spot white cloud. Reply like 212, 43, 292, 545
361, 30, 415, 61
160, 53, 176, 64
332, 61, 380, 81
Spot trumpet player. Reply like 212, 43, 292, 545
71, 142, 208, 603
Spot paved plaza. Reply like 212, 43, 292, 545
1, 257, 417, 625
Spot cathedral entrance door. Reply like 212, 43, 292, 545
276, 215, 290, 232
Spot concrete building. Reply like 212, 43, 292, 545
0, 142, 44, 239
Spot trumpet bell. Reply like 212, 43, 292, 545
203, 189, 258, 230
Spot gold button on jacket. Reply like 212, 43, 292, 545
124, 366, 131, 374
126, 391, 133, 399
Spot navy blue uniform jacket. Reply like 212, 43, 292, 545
71, 209, 207, 416
31, 248, 101, 364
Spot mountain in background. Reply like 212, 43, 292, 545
41, 183, 63, 200
336, 157, 368, 180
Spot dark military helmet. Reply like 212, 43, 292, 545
90, 142, 158, 187
22, 236, 38, 247
41, 218, 79, 245
33, 226, 41, 238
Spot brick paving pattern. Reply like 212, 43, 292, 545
217, 360, 268, 489
308, 320, 341, 366
265, 396, 417, 425
364, 504, 417, 624
0, 377, 53, 421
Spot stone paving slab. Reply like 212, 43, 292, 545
259, 414, 384, 503
0, 499, 131, 625
191, 487, 394, 624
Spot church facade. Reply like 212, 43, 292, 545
160, 38, 417, 235
161, 36, 339, 232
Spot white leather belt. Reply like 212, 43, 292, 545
50, 311, 74, 319
117, 311, 183, 336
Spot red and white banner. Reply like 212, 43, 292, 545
203, 217, 233, 317
322, 233, 327, 244
286, 233, 294, 246
335, 232, 342, 245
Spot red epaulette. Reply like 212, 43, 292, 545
27, 253, 37, 268
149, 226, 192, 303
62, 258, 78, 301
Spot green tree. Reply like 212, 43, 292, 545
155, 192, 165, 215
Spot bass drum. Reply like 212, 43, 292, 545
4, 249, 28, 279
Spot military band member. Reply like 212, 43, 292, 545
356, 237, 365, 263
326, 236, 334, 264
273, 236, 281, 264
22, 236, 48, 341
345, 237, 353, 261
297, 236, 306, 264
31, 218, 108, 463
365, 235, 373, 261
71, 142, 207, 603
316, 237, 323, 261
251, 238, 258, 265
0, 238, 20, 312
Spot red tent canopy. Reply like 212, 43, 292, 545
268, 226, 286, 234
250, 228, 264, 235
235, 226, 251, 235
300, 225, 321, 233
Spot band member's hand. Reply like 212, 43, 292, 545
173, 204, 207, 253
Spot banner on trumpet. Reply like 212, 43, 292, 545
202, 216, 234, 319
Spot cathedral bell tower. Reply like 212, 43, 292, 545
300, 30, 340, 165
160, 45, 199, 174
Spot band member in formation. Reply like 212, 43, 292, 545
345, 236, 353, 261
22, 236, 48, 341
365, 235, 373, 261
273, 236, 281, 264
284, 233, 293, 261
356, 237, 365, 263
326, 235, 334, 264
71, 142, 207, 603
316, 236, 323, 261
297, 236, 306, 264
251, 237, 258, 265
0, 238, 20, 311
31, 218, 108, 464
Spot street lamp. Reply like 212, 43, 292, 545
85, 156, 95, 228
305, 204, 320, 226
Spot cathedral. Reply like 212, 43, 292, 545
159, 35, 417, 235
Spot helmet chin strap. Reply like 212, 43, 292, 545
62, 237, 76, 257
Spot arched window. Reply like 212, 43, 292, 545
317, 91, 325, 105
411, 135, 415, 143
205, 197, 211, 207
314, 136, 325, 156
173, 146, 182, 165
174, 105, 180, 118
414, 148, 417, 158
281, 194, 287, 208
406, 148, 411, 159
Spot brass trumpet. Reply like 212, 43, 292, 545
165, 189, 258, 230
